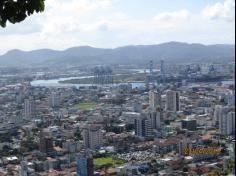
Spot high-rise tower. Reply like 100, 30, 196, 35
24, 97, 36, 119
149, 90, 162, 109
165, 90, 180, 112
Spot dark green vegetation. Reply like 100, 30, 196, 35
0, 0, 45, 27
20, 137, 39, 153
213, 159, 235, 176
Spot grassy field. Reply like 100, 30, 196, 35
94, 157, 127, 169
74, 102, 97, 110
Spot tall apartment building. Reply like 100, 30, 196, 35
24, 97, 36, 119
165, 90, 180, 112
82, 125, 103, 150
219, 110, 235, 135
49, 92, 61, 108
134, 113, 153, 138
39, 130, 54, 153
147, 109, 162, 130
214, 105, 223, 124
149, 90, 162, 109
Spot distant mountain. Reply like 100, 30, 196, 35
0, 42, 234, 67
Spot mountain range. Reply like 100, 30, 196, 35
0, 42, 234, 67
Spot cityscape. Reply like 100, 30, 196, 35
0, 0, 235, 176
0, 59, 235, 175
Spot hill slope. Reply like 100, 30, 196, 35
0, 42, 234, 67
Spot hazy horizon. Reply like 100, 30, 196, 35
1, 41, 235, 56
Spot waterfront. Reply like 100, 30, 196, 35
30, 76, 146, 89
31, 76, 235, 89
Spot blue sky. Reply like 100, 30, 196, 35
114, 0, 221, 16
0, 0, 234, 54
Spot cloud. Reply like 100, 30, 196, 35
153, 10, 191, 28
40, 0, 113, 36
154, 10, 190, 21
0, 0, 234, 55
202, 0, 235, 22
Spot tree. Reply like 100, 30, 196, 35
148, 159, 159, 175
21, 137, 39, 152
0, 0, 45, 27
74, 128, 83, 141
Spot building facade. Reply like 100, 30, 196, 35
149, 90, 162, 110
82, 125, 103, 150
165, 90, 180, 112
134, 113, 153, 138
77, 151, 94, 176
24, 97, 36, 119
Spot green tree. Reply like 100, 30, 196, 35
0, 0, 45, 27
74, 128, 83, 141
148, 159, 159, 175
213, 169, 221, 176
21, 137, 39, 152
226, 160, 234, 174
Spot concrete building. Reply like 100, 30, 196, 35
165, 90, 180, 112
225, 91, 235, 106
228, 112, 235, 134
134, 113, 153, 138
39, 130, 54, 153
148, 109, 162, 130
178, 138, 192, 156
181, 119, 197, 131
49, 92, 61, 108
82, 125, 103, 150
219, 111, 235, 135
149, 90, 162, 109
214, 105, 223, 124
24, 97, 36, 119
20, 160, 28, 176
133, 100, 142, 113
63, 139, 80, 153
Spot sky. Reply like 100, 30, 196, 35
0, 0, 235, 54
